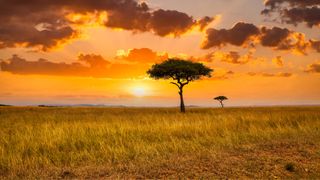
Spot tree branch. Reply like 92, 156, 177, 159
181, 81, 189, 86
170, 82, 180, 88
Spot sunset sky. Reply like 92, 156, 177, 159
0, 0, 319, 107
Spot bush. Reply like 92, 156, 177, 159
285, 163, 295, 172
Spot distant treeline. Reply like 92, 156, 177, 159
0, 104, 11, 107
38, 105, 59, 108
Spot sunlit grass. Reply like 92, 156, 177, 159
0, 107, 319, 178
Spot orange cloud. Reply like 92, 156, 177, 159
272, 56, 284, 68
247, 72, 293, 77
304, 61, 320, 73
116, 48, 168, 64
0, 54, 148, 78
217, 51, 262, 65
210, 69, 235, 80
78, 54, 110, 68
197, 51, 265, 65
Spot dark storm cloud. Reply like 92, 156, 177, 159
263, 0, 320, 8
103, 7, 214, 36
260, 27, 290, 47
0, 0, 214, 50
261, 27, 310, 54
149, 10, 195, 36
201, 22, 260, 49
0, 10, 78, 51
202, 22, 317, 54
262, 0, 320, 28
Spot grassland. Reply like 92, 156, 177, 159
0, 106, 320, 178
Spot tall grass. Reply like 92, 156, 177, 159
0, 107, 319, 177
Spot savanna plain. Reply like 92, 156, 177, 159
0, 106, 320, 179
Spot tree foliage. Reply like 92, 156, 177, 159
214, 96, 228, 108
147, 59, 213, 112
214, 96, 228, 101
147, 59, 213, 81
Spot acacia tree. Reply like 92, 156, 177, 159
214, 96, 228, 108
147, 59, 213, 113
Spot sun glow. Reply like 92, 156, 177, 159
132, 86, 147, 97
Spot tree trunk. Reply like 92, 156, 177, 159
220, 101, 224, 108
179, 88, 186, 113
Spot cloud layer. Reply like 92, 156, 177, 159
0, 48, 173, 78
0, 50, 158, 79
0, 0, 214, 50
202, 22, 319, 54
262, 0, 320, 28
1, 48, 291, 79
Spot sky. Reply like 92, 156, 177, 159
0, 0, 319, 107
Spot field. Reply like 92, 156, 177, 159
0, 107, 320, 178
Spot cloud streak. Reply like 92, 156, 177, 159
0, 52, 152, 78
247, 72, 293, 77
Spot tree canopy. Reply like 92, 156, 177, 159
214, 96, 228, 101
147, 59, 213, 82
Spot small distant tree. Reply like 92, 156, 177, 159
214, 96, 228, 108
147, 59, 213, 113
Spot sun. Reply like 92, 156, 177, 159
132, 86, 146, 97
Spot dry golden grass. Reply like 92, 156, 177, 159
0, 106, 320, 178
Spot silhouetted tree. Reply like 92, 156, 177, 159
147, 59, 213, 113
214, 96, 228, 108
